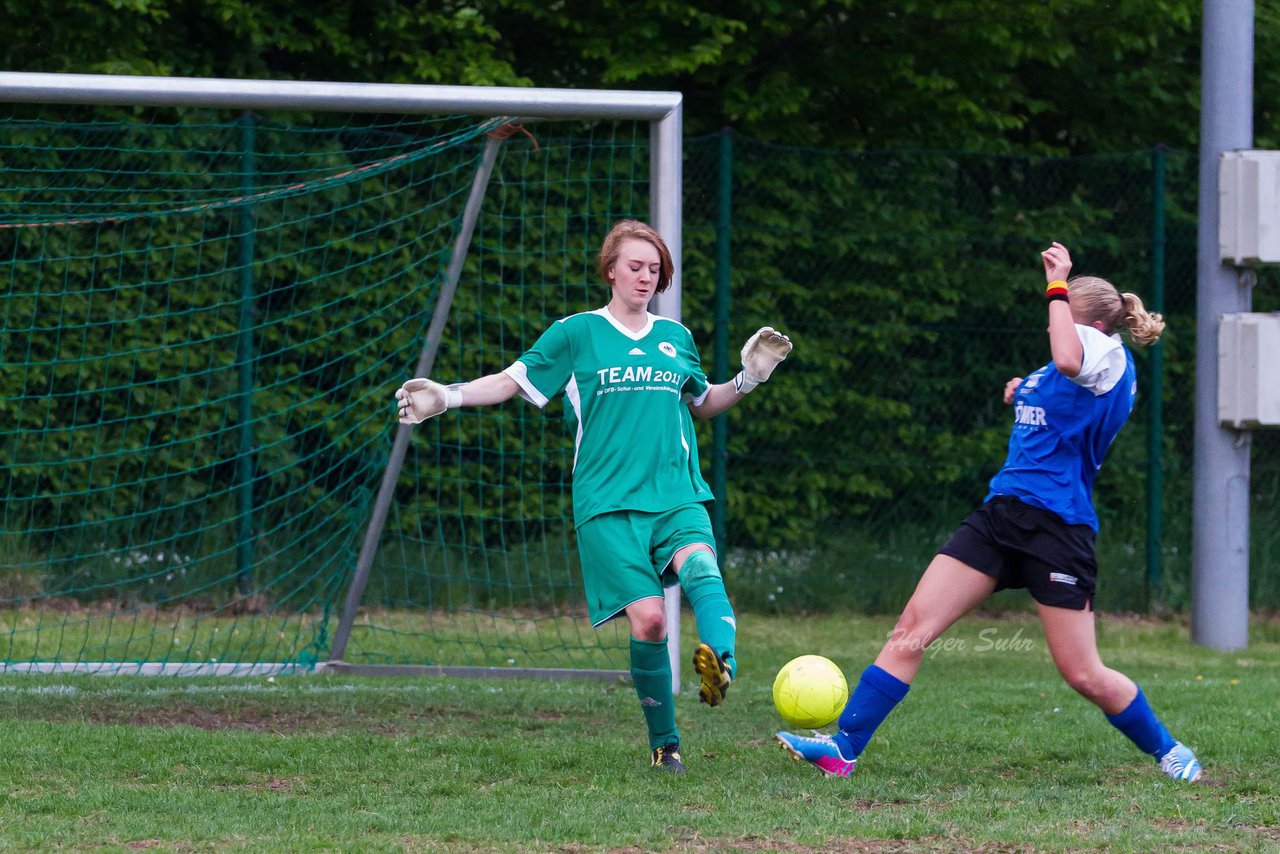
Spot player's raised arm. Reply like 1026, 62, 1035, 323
689, 326, 793, 419
1042, 242, 1083, 378
394, 372, 519, 425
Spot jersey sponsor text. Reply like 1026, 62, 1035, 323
1014, 402, 1047, 427
595, 365, 684, 387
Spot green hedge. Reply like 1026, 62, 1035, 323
2, 114, 1276, 615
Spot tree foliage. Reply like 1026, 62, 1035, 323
7, 0, 1280, 152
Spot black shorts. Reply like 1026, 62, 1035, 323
938, 495, 1098, 610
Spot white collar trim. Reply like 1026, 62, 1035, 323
593, 306, 655, 341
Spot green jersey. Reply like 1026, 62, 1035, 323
503, 307, 713, 526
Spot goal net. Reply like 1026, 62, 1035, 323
0, 75, 681, 676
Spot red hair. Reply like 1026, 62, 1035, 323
597, 220, 673, 293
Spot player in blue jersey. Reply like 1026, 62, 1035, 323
777, 242, 1204, 782
396, 220, 792, 773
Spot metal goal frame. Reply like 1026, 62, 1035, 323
0, 71, 685, 683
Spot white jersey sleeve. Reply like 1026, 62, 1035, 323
1071, 325, 1127, 395
679, 326, 711, 406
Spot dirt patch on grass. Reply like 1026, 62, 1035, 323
1155, 818, 1280, 842
23, 700, 419, 735
3, 693, 556, 737
18, 698, 484, 735
593, 837, 1053, 853
248, 775, 302, 793
80, 702, 332, 734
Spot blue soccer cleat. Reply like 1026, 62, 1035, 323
1157, 741, 1203, 782
775, 730, 857, 777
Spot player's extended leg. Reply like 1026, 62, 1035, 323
625, 596, 684, 772
777, 554, 996, 776
673, 545, 735, 707
1037, 602, 1202, 782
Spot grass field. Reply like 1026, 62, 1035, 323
0, 611, 1276, 852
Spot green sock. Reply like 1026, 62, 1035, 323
679, 550, 737, 676
630, 636, 677, 749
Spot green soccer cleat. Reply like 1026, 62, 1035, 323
651, 743, 686, 773
693, 642, 732, 707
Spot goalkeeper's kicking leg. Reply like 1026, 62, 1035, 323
673, 544, 736, 707
579, 506, 737, 771
618, 554, 736, 776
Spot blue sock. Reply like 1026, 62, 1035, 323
678, 550, 736, 676
1105, 687, 1176, 758
833, 665, 910, 759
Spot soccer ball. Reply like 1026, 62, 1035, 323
772, 654, 849, 729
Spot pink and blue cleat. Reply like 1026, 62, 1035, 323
775, 730, 857, 777
1158, 741, 1203, 782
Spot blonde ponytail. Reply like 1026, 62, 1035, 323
1066, 276, 1166, 347
1118, 292, 1165, 347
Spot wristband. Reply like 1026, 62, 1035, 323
444, 386, 465, 409
1046, 280, 1069, 303
732, 370, 760, 395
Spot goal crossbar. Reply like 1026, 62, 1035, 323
0, 72, 680, 119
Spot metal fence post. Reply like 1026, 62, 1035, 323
712, 127, 733, 559
1146, 144, 1167, 605
235, 110, 256, 597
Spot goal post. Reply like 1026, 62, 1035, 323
0, 71, 684, 682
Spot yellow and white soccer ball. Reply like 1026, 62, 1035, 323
772, 654, 849, 729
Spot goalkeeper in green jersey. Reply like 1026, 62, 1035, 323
396, 219, 792, 773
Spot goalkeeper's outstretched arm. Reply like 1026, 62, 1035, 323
395, 372, 519, 425
688, 326, 792, 420
688, 382, 749, 419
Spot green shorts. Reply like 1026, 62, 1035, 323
576, 502, 715, 628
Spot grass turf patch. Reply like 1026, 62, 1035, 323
0, 612, 1275, 852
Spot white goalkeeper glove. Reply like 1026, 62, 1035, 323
395, 378, 464, 425
734, 326, 792, 394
